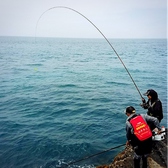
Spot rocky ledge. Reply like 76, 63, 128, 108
97, 129, 167, 168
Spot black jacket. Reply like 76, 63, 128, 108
142, 90, 163, 122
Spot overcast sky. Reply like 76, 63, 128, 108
0, 0, 167, 38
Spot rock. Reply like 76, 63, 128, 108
97, 129, 167, 168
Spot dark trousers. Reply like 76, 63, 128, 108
134, 155, 148, 168
133, 138, 152, 168
130, 136, 152, 168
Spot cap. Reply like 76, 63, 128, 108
143, 89, 158, 100
143, 89, 152, 96
125, 106, 136, 114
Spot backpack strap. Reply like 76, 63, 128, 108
128, 114, 139, 122
150, 99, 160, 108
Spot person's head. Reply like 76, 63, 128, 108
143, 89, 158, 101
125, 106, 136, 116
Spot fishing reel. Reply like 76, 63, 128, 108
152, 127, 166, 141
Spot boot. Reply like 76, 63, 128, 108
142, 155, 147, 168
134, 158, 140, 168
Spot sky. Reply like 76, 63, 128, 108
0, 0, 167, 38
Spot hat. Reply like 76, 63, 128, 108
143, 89, 158, 100
143, 89, 152, 96
143, 89, 158, 97
125, 106, 136, 114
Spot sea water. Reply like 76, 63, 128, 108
0, 37, 167, 168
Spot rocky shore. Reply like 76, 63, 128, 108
97, 129, 167, 168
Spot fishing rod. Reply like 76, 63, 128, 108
35, 6, 143, 99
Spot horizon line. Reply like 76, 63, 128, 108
0, 35, 167, 40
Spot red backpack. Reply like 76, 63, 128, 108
129, 114, 152, 141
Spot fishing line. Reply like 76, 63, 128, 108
63, 143, 126, 167
35, 6, 143, 99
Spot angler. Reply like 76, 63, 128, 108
125, 106, 162, 168
141, 89, 163, 123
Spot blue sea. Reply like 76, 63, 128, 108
0, 36, 167, 168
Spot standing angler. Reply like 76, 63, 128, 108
141, 89, 163, 126
125, 106, 161, 168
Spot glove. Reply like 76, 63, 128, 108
140, 103, 145, 108
140, 103, 149, 109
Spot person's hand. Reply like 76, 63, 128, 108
157, 130, 162, 135
126, 141, 130, 146
140, 103, 144, 107
140, 103, 147, 108
142, 97, 146, 103
140, 102, 149, 109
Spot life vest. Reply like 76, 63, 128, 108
129, 114, 152, 141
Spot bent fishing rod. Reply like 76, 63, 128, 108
35, 6, 143, 99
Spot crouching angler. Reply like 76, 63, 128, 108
141, 89, 163, 123
125, 106, 161, 168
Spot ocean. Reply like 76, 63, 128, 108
0, 36, 167, 168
